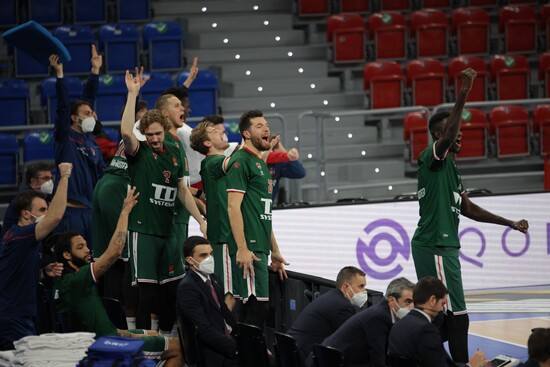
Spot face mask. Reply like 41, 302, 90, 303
31, 214, 45, 223
350, 290, 369, 308
197, 255, 215, 275
40, 179, 54, 195
81, 117, 96, 133
396, 307, 411, 319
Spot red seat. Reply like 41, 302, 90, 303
448, 56, 488, 102
403, 111, 429, 162
542, 5, 550, 51
534, 105, 550, 156
380, 0, 411, 11
340, 0, 369, 13
298, 0, 330, 16
545, 157, 550, 190
451, 7, 490, 55
363, 61, 404, 109
457, 108, 488, 159
499, 5, 537, 53
421, 0, 451, 8
540, 53, 550, 98
368, 12, 407, 59
407, 59, 446, 107
490, 55, 529, 100
411, 9, 449, 58
327, 14, 366, 63
489, 105, 530, 157
467, 0, 497, 5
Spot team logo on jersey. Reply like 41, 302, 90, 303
172, 156, 178, 167
163, 170, 172, 184
256, 162, 264, 176
268, 179, 273, 194
233, 162, 240, 169
152, 152, 158, 160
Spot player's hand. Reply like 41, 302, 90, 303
270, 251, 289, 281
199, 220, 207, 239
459, 67, 477, 95
469, 350, 487, 367
236, 248, 259, 279
270, 135, 281, 150
58, 162, 73, 178
49, 54, 63, 77
183, 57, 199, 88
122, 186, 139, 213
44, 262, 63, 278
287, 148, 300, 161
90, 44, 103, 74
511, 219, 529, 233
125, 68, 142, 95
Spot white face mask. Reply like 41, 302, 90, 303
31, 214, 45, 223
197, 255, 215, 275
81, 117, 96, 133
350, 290, 369, 308
40, 179, 54, 195
396, 307, 411, 319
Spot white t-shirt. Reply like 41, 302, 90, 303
177, 124, 204, 185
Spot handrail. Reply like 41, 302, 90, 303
432, 98, 550, 115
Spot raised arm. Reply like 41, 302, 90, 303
82, 44, 102, 105
121, 68, 143, 156
182, 57, 199, 89
50, 55, 70, 141
460, 193, 529, 233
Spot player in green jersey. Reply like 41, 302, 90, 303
121, 68, 207, 330
226, 110, 288, 328
411, 68, 529, 363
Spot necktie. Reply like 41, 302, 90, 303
206, 279, 221, 308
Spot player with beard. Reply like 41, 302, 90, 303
226, 110, 288, 328
411, 68, 529, 364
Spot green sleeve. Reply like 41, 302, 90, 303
206, 155, 227, 179
225, 156, 248, 193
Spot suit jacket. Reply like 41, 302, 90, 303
177, 270, 238, 367
323, 299, 393, 367
288, 288, 358, 360
388, 309, 455, 367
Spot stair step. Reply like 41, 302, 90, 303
154, 0, 292, 16
183, 44, 327, 63
188, 29, 304, 49
222, 77, 340, 97
184, 13, 294, 33
217, 60, 329, 82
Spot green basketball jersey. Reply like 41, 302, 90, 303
226, 147, 273, 254
127, 140, 184, 237
200, 154, 232, 246
412, 143, 464, 248
165, 133, 190, 225
102, 143, 130, 179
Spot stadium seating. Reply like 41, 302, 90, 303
40, 77, 83, 124
0, 79, 29, 126
73, 0, 107, 24
467, 0, 497, 5
53, 26, 96, 75
23, 131, 54, 162
448, 56, 488, 102
15, 49, 49, 78
176, 70, 218, 117
534, 105, 550, 156
274, 332, 301, 367
406, 59, 446, 107
540, 53, 550, 98
499, 5, 537, 54
410, 9, 448, 58
456, 108, 488, 159
380, 0, 411, 11
312, 344, 344, 367
103, 127, 121, 143
143, 22, 183, 71
363, 61, 404, 109
489, 105, 530, 158
28, 0, 62, 25
542, 5, 550, 51
99, 24, 139, 73
545, 157, 550, 190
451, 7, 490, 55
0, 134, 18, 186
140, 72, 174, 109
298, 0, 330, 17
420, 0, 451, 8
367, 12, 407, 59
0, 0, 17, 27
95, 74, 126, 121
403, 110, 429, 163
117, 0, 150, 22
326, 14, 366, 63
339, 0, 369, 13
490, 55, 529, 101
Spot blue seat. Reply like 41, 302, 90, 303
118, 0, 150, 22
23, 131, 54, 162
0, 134, 19, 186
40, 77, 83, 124
99, 24, 139, 73
15, 49, 49, 77
143, 22, 183, 71
103, 127, 120, 142
176, 70, 218, 117
73, 0, 107, 24
96, 74, 126, 121
53, 26, 96, 75
0, 79, 29, 126
140, 72, 173, 108
28, 0, 62, 25
0, 0, 18, 27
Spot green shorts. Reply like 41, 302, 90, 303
412, 245, 467, 315
162, 222, 187, 285
125, 330, 167, 359
233, 252, 269, 303
212, 243, 242, 298
128, 230, 185, 285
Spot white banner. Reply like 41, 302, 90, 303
190, 192, 550, 293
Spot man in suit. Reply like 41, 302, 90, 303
288, 266, 368, 363
518, 328, 550, 367
388, 276, 486, 367
177, 236, 238, 367
322, 277, 415, 367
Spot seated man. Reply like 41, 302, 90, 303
388, 276, 486, 367
323, 277, 415, 367
519, 328, 550, 367
288, 266, 368, 363
53, 187, 181, 366
177, 236, 238, 367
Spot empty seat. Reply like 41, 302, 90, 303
490, 105, 530, 157
545, 157, 550, 190
23, 131, 54, 162
298, 0, 330, 16
327, 14, 366, 63
0, 0, 17, 27
457, 108, 488, 159
542, 5, 550, 50
368, 12, 407, 59
15, 49, 49, 78
311, 345, 344, 367
403, 111, 429, 162
448, 56, 488, 102
176, 70, 218, 117
274, 332, 301, 367
421, 0, 451, 8
534, 105, 550, 156
499, 5, 537, 54
117, 0, 150, 22
28, 0, 62, 25
451, 7, 490, 55
0, 79, 29, 126
363, 61, 404, 109
41, 77, 83, 124
237, 323, 269, 367
467, 0, 497, 5
103, 127, 121, 143
140, 72, 174, 109
73, 0, 106, 24
340, 0, 369, 13
407, 59, 446, 106
0, 134, 18, 186
540, 53, 550, 98
490, 54, 529, 100
143, 21, 183, 71
99, 24, 139, 73
380, 0, 411, 11
95, 74, 126, 121
53, 26, 96, 75
411, 9, 448, 58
